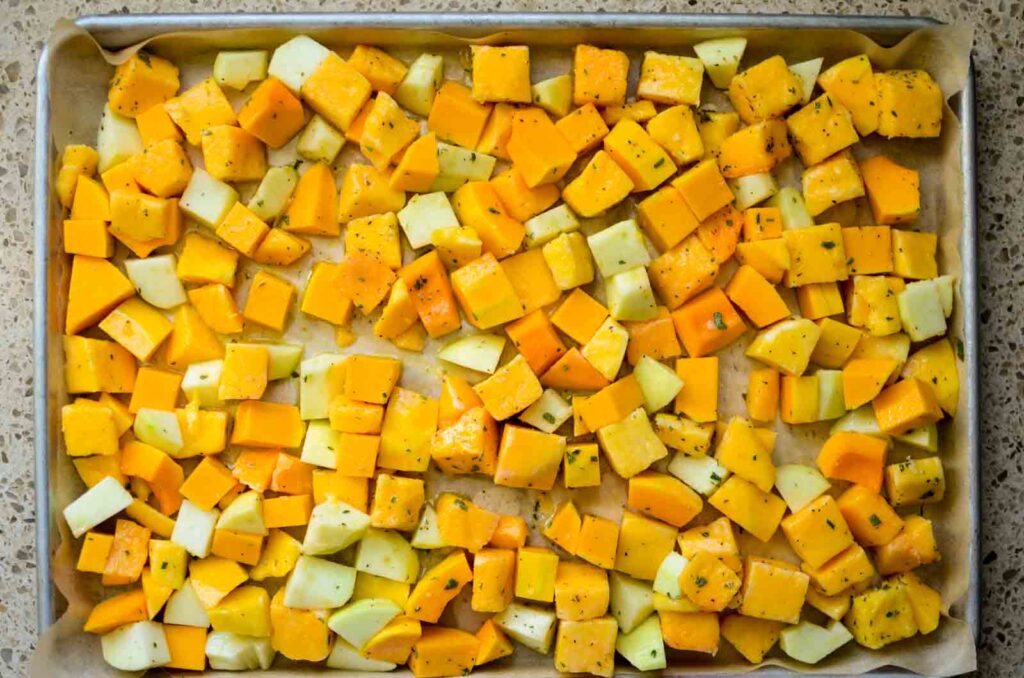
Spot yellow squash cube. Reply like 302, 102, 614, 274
163, 78, 237, 146
108, 52, 180, 118
739, 556, 809, 624
728, 56, 803, 124
516, 546, 559, 602
561, 151, 633, 218
471, 45, 532, 103
785, 93, 860, 166
875, 70, 943, 138
494, 424, 564, 490
638, 51, 703, 105
802, 149, 866, 217
614, 511, 677, 581
450, 253, 525, 329
573, 44, 629, 107
892, 229, 938, 280
846, 582, 919, 649
554, 617, 617, 678
554, 561, 609, 621
708, 476, 787, 543
783, 223, 849, 287
301, 51, 372, 132
646, 105, 704, 166
602, 118, 676, 192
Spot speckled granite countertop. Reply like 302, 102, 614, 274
1, 1, 1019, 676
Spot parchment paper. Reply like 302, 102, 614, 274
32, 18, 976, 677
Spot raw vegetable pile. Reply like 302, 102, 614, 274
56, 33, 960, 676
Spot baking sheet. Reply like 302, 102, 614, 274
31, 14, 976, 677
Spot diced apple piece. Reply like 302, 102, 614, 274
247, 165, 299, 221
774, 464, 831, 512
693, 38, 747, 89
438, 334, 506, 374
525, 204, 581, 247
653, 551, 691, 601
667, 452, 730, 496
217, 491, 267, 535
265, 344, 303, 381
124, 255, 187, 309
610, 571, 655, 634
895, 424, 939, 453
206, 631, 275, 670
581, 317, 629, 381
268, 35, 330, 93
616, 614, 667, 671
100, 621, 170, 671
410, 504, 447, 550
97, 103, 144, 172
299, 353, 347, 420
172, 499, 220, 558
789, 58, 824, 104
297, 115, 345, 164
779, 620, 853, 664
520, 388, 572, 433
587, 219, 651, 278
493, 602, 558, 654
397, 191, 460, 249
395, 53, 444, 117
898, 280, 947, 342
303, 499, 371, 555
355, 528, 419, 584
634, 356, 684, 414
327, 638, 398, 672
328, 599, 402, 649
283, 555, 357, 609
606, 267, 658, 322
830, 406, 889, 438
767, 186, 814, 230
531, 74, 573, 117
164, 580, 210, 628
182, 360, 223, 407
214, 50, 270, 90
301, 420, 341, 469
430, 143, 497, 192
934, 275, 955, 317
63, 475, 133, 538
816, 369, 846, 421
729, 172, 778, 211
180, 168, 239, 229
134, 408, 184, 455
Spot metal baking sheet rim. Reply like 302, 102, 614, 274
31, 12, 980, 677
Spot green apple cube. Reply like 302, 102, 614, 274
206, 631, 274, 671
97, 103, 144, 173
216, 491, 267, 535
934, 274, 955, 317
133, 408, 184, 455
634, 355, 684, 414
898, 280, 947, 342
247, 166, 299, 221
830, 405, 887, 438
606, 267, 658, 322
410, 504, 447, 550
531, 74, 573, 117
124, 255, 186, 309
395, 53, 444, 117
181, 359, 225, 408
171, 500, 220, 558
164, 580, 210, 628
213, 50, 269, 90
62, 475, 133, 538
610, 571, 655, 634
775, 464, 831, 512
729, 172, 778, 211
767, 187, 814, 229
779, 620, 853, 664
525, 204, 581, 247
328, 599, 402, 649
816, 369, 846, 420
438, 333, 506, 374
693, 37, 747, 89
493, 602, 558, 654
299, 353, 347, 420
283, 555, 357, 609
268, 35, 330, 93
180, 168, 239, 229
616, 614, 667, 671
327, 638, 398, 671
581, 317, 630, 381
653, 551, 691, 600
430, 143, 497, 192
101, 621, 171, 672
789, 57, 824, 104
668, 452, 730, 496
297, 115, 345, 164
303, 499, 371, 555
520, 388, 573, 433
265, 343, 303, 381
355, 528, 420, 584
301, 420, 341, 469
398, 191, 461, 249
587, 219, 651, 278
895, 424, 938, 453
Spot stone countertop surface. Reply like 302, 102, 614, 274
0, 1, 1019, 676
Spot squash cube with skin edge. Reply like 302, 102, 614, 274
614, 511, 677, 581
846, 582, 919, 649
360, 92, 420, 171
628, 472, 702, 528
378, 388, 438, 473
802, 149, 866, 217
428, 81, 493, 150
573, 44, 629, 107
709, 476, 787, 543
602, 118, 677, 192
801, 542, 876, 596
738, 556, 809, 624
561, 150, 634, 217
495, 424, 564, 490
672, 158, 734, 222
785, 93, 861, 167
470, 45, 532, 103
876, 70, 943, 139
451, 181, 525, 259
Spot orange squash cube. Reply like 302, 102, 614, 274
649, 235, 719, 310
873, 377, 944, 435
390, 132, 440, 192
717, 119, 792, 178
232, 401, 305, 449
451, 181, 525, 259
554, 103, 609, 154
573, 44, 629, 107
636, 185, 700, 253
399, 250, 462, 339
472, 548, 516, 613
370, 473, 425, 531
347, 45, 408, 95
450, 253, 524, 329
237, 77, 305, 148
671, 287, 748, 358
724, 265, 790, 328
576, 515, 619, 570
728, 55, 803, 124
860, 155, 921, 224
336, 251, 397, 316
506, 310, 566, 375
494, 424, 564, 490
360, 92, 421, 170
836, 485, 904, 547
507, 107, 578, 187
242, 270, 295, 332
428, 81, 493, 149
471, 45, 532, 103
627, 471, 702, 528
108, 52, 179, 118
283, 162, 337, 236
603, 118, 676, 192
